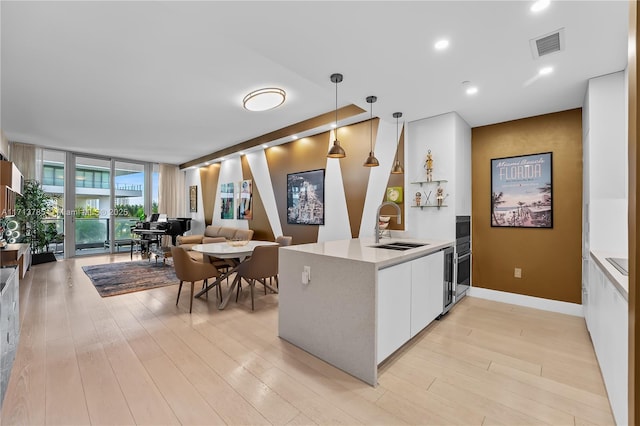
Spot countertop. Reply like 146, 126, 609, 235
281, 237, 454, 269
591, 250, 629, 301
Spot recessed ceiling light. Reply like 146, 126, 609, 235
539, 66, 553, 75
330, 123, 337, 128
531, 0, 550, 12
242, 87, 286, 111
262, 144, 269, 149
434, 39, 449, 50
291, 135, 298, 140
466, 86, 478, 95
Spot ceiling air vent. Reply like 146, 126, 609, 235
530, 28, 564, 59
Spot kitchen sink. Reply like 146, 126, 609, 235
371, 242, 429, 251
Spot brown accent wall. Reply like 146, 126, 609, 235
240, 155, 274, 241
199, 164, 220, 226
265, 136, 327, 244
471, 109, 583, 303
629, 1, 638, 423
341, 118, 377, 237
385, 125, 406, 230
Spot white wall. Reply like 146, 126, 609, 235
584, 71, 627, 254
405, 112, 471, 241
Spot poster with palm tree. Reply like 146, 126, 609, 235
491, 152, 552, 228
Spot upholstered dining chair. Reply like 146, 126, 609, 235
171, 246, 222, 313
235, 245, 279, 311
276, 235, 293, 246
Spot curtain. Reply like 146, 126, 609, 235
9, 142, 41, 181
158, 163, 185, 245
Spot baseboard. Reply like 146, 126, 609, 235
468, 287, 584, 317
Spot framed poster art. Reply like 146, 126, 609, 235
386, 186, 403, 203
189, 185, 198, 212
287, 169, 325, 225
491, 152, 552, 228
220, 182, 234, 219
237, 179, 253, 220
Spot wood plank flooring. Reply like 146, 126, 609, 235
1, 254, 615, 425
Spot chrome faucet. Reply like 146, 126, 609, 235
375, 201, 402, 243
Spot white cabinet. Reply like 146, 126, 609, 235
377, 250, 445, 363
585, 255, 627, 426
410, 250, 444, 337
377, 263, 411, 362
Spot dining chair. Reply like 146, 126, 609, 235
171, 246, 222, 313
235, 245, 279, 311
276, 235, 293, 246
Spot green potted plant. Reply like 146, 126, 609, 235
15, 179, 57, 264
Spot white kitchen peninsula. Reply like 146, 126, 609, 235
278, 238, 453, 386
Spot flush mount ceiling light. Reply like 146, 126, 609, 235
539, 66, 554, 75
363, 96, 380, 167
327, 73, 346, 158
242, 87, 286, 111
531, 0, 550, 12
391, 112, 404, 174
434, 39, 449, 50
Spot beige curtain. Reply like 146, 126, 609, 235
9, 142, 41, 181
158, 164, 185, 245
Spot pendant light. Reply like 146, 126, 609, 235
391, 112, 405, 174
363, 96, 380, 167
327, 73, 346, 158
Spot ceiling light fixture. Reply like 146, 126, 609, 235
363, 96, 380, 167
531, 0, 550, 13
242, 87, 286, 111
539, 66, 554, 75
435, 39, 449, 50
391, 112, 404, 174
327, 73, 346, 158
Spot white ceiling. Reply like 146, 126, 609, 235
0, 1, 629, 165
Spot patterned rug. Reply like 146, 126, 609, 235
82, 260, 177, 297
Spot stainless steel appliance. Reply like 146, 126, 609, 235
441, 246, 455, 315
455, 216, 471, 301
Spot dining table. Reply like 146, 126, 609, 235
191, 240, 279, 309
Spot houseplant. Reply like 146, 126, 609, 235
15, 179, 57, 264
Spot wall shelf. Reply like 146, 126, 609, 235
411, 205, 448, 209
410, 179, 448, 186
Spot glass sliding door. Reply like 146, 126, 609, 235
74, 156, 111, 256
41, 149, 65, 257
113, 160, 145, 252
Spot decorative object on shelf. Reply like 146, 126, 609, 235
386, 186, 403, 203
189, 185, 197, 212
391, 112, 404, 174
363, 96, 379, 167
436, 186, 444, 207
414, 192, 422, 206
237, 179, 253, 220
490, 152, 552, 228
327, 73, 346, 158
424, 149, 434, 181
287, 169, 325, 225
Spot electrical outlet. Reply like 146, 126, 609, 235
514, 267, 522, 278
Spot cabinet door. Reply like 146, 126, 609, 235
377, 262, 411, 363
410, 251, 444, 337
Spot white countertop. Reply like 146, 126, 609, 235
591, 250, 628, 300
281, 237, 454, 269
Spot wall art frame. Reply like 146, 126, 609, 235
189, 185, 198, 212
491, 152, 553, 228
287, 169, 325, 225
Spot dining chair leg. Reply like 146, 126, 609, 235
264, 278, 267, 295
217, 281, 223, 300
250, 279, 255, 311
189, 281, 195, 313
176, 280, 184, 305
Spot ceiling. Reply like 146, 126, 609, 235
0, 1, 629, 165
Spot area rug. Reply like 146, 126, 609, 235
82, 260, 177, 297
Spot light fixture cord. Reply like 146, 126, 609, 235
370, 101, 373, 151
335, 80, 338, 140
395, 115, 399, 162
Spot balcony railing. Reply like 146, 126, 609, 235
43, 217, 139, 252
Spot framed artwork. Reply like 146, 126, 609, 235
386, 186, 403, 203
491, 152, 553, 228
237, 179, 253, 220
287, 169, 325, 225
189, 185, 198, 212
220, 182, 234, 219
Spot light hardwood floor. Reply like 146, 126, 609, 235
1, 254, 614, 425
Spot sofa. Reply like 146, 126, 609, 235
176, 225, 254, 251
